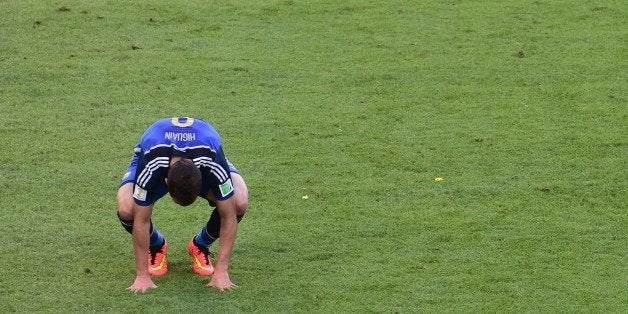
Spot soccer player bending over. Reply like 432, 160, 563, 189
116, 117, 248, 292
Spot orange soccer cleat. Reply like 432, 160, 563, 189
148, 241, 168, 276
188, 239, 215, 276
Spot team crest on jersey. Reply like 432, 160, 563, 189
219, 179, 234, 197
133, 184, 147, 201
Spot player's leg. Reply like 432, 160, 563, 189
189, 166, 249, 275
117, 158, 168, 276
117, 165, 167, 248
193, 171, 249, 245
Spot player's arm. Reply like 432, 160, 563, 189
127, 203, 156, 292
209, 196, 238, 290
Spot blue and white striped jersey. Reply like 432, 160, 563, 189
131, 117, 234, 206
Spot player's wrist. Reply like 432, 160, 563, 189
213, 264, 229, 276
135, 268, 151, 277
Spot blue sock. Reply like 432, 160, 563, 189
193, 226, 216, 248
150, 228, 165, 247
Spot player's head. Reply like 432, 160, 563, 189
167, 158, 202, 206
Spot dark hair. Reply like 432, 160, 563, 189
167, 158, 202, 206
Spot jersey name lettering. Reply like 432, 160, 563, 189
164, 132, 197, 141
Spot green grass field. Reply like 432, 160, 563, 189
1, 0, 626, 312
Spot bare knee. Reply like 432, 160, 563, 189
117, 183, 134, 219
231, 173, 249, 216
235, 195, 248, 216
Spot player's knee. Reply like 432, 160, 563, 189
235, 196, 248, 216
117, 207, 132, 221
236, 193, 248, 213
231, 173, 248, 215
117, 183, 134, 220
116, 187, 140, 235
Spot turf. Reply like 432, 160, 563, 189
0, 0, 626, 312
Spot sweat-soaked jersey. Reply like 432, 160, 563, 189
131, 117, 234, 206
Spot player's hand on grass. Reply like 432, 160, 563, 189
127, 275, 157, 293
207, 271, 237, 291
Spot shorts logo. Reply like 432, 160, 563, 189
133, 184, 147, 201
219, 179, 234, 197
